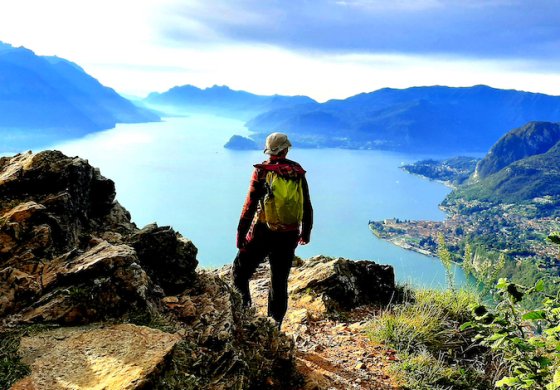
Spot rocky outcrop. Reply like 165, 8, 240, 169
0, 150, 299, 389
289, 256, 396, 313
0, 151, 196, 324
129, 224, 198, 295
159, 272, 297, 389
240, 256, 399, 389
242, 256, 396, 327
13, 324, 181, 390
0, 150, 398, 389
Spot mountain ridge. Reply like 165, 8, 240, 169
0, 41, 159, 151
448, 121, 560, 205
246, 85, 560, 153
474, 121, 560, 179
145, 84, 316, 119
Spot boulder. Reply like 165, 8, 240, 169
159, 272, 299, 389
289, 256, 396, 313
0, 151, 134, 264
0, 151, 197, 325
12, 323, 181, 390
128, 224, 198, 295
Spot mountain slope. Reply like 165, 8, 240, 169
448, 121, 560, 204
145, 84, 316, 119
0, 42, 159, 150
475, 121, 560, 179
247, 85, 560, 153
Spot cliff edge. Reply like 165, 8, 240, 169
0, 150, 397, 389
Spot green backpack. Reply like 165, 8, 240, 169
261, 171, 304, 231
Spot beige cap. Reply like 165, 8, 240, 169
264, 132, 292, 155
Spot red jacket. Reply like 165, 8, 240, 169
237, 157, 313, 247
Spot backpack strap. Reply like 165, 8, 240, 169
254, 162, 306, 178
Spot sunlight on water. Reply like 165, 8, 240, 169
46, 114, 467, 288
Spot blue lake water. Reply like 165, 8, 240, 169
40, 114, 466, 288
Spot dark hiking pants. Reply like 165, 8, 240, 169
232, 223, 299, 325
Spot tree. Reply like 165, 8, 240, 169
438, 233, 455, 290
463, 242, 473, 275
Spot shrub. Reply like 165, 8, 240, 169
369, 288, 480, 355
390, 349, 487, 390
462, 278, 560, 389
368, 287, 492, 389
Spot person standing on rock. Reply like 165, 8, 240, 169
232, 132, 313, 330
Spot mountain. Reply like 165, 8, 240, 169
448, 121, 560, 205
0, 42, 159, 151
144, 84, 316, 119
475, 122, 560, 179
246, 85, 560, 153
223, 134, 260, 150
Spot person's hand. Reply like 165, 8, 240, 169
298, 236, 309, 245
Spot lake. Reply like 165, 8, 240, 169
40, 114, 466, 288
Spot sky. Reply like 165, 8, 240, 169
0, 0, 559, 102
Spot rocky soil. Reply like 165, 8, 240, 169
0, 150, 401, 389
224, 257, 401, 390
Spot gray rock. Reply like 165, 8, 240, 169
128, 223, 198, 295
290, 256, 396, 312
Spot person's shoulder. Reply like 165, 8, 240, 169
253, 160, 271, 170
283, 159, 306, 175
254, 158, 306, 175
284, 158, 304, 168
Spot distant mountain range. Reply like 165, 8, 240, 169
4, 39, 560, 157
0, 41, 159, 151
245, 85, 560, 153
448, 121, 560, 205
145, 85, 316, 119
147, 83, 560, 154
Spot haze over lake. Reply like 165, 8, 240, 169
44, 113, 466, 287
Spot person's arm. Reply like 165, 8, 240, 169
300, 175, 313, 244
237, 168, 263, 248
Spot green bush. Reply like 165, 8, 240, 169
368, 287, 492, 389
390, 349, 487, 390
462, 278, 560, 389
369, 288, 480, 354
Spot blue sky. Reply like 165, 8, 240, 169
1, 0, 559, 101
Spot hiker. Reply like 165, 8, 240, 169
232, 132, 313, 330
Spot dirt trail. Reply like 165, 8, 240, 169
249, 266, 400, 389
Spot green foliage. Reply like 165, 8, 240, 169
463, 242, 474, 275
401, 156, 479, 186
461, 279, 560, 389
368, 288, 491, 389
369, 288, 480, 354
438, 233, 455, 290
0, 331, 30, 389
548, 232, 560, 250
390, 350, 488, 390
0, 325, 54, 389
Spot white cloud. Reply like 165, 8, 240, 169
85, 43, 560, 101
0, 0, 559, 101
